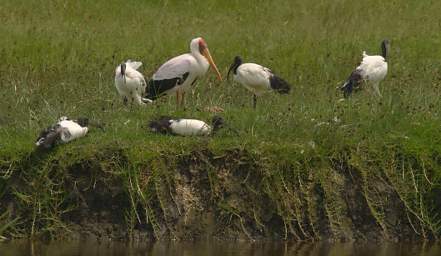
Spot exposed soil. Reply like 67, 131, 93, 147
1, 148, 438, 242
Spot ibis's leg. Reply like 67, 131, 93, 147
372, 83, 382, 98
253, 94, 257, 109
135, 95, 146, 106
364, 81, 373, 97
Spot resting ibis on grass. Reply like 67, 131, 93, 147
143, 37, 222, 107
227, 56, 292, 109
35, 117, 89, 149
115, 60, 148, 105
149, 116, 224, 136
341, 39, 390, 98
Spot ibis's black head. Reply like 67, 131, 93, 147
120, 63, 126, 76
227, 56, 243, 80
76, 117, 89, 127
381, 39, 390, 60
35, 124, 62, 149
149, 116, 172, 134
211, 115, 224, 132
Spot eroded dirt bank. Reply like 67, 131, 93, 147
0, 146, 439, 242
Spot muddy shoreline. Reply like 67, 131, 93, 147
0, 147, 439, 242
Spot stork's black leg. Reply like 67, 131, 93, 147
253, 94, 257, 109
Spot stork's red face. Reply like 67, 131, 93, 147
198, 38, 222, 81
198, 38, 208, 52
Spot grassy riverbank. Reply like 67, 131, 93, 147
1, 0, 441, 240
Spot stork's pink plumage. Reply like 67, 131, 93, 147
144, 37, 222, 107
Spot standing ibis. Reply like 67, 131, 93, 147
341, 39, 390, 98
115, 60, 148, 105
144, 37, 222, 107
227, 56, 291, 109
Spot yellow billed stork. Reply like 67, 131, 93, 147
114, 60, 148, 105
341, 39, 390, 98
149, 116, 224, 136
227, 56, 292, 109
144, 37, 222, 107
35, 116, 89, 149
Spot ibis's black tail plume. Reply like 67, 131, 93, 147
269, 75, 291, 94
341, 70, 362, 98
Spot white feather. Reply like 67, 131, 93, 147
234, 63, 272, 96
151, 54, 206, 95
115, 60, 147, 105
169, 119, 212, 136
149, 38, 210, 96
126, 60, 143, 70
58, 120, 88, 143
356, 52, 388, 97
153, 54, 195, 80
357, 55, 388, 82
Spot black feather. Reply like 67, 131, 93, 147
35, 124, 62, 149
75, 117, 89, 127
149, 116, 173, 134
145, 72, 190, 101
227, 56, 243, 80
341, 70, 362, 98
211, 115, 224, 132
269, 75, 291, 94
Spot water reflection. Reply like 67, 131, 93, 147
0, 240, 440, 256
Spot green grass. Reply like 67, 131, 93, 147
1, 0, 441, 152
1, 0, 441, 240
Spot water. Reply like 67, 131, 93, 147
0, 240, 440, 256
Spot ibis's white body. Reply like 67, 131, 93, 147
169, 119, 212, 136
115, 61, 147, 105
356, 51, 388, 96
233, 63, 273, 96
152, 38, 209, 95
58, 118, 88, 143
35, 117, 88, 148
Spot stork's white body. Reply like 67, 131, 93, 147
115, 61, 147, 105
356, 51, 388, 96
233, 63, 273, 96
169, 119, 212, 136
145, 37, 222, 106
153, 51, 209, 95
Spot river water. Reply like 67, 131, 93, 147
0, 240, 440, 256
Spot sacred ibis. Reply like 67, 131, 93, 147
35, 116, 89, 149
227, 56, 291, 109
115, 60, 148, 105
341, 39, 390, 98
149, 116, 224, 136
143, 37, 222, 107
